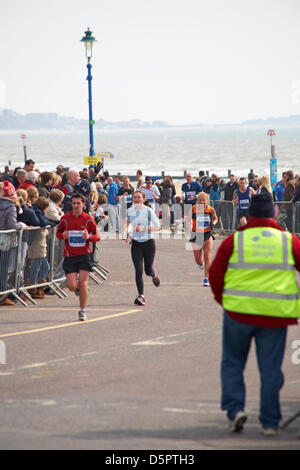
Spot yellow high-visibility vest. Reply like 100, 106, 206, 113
223, 227, 300, 318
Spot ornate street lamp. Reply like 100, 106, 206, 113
80, 28, 97, 157
267, 129, 277, 191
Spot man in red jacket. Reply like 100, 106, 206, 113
56, 192, 100, 321
209, 193, 300, 436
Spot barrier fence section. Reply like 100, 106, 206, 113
209, 200, 300, 235
0, 201, 299, 306
0, 225, 109, 307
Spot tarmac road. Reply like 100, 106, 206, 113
0, 235, 299, 450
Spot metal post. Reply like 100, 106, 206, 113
87, 62, 95, 157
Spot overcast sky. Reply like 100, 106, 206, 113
1, 0, 300, 125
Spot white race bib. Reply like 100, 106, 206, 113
240, 199, 249, 210
69, 230, 86, 247
196, 214, 210, 229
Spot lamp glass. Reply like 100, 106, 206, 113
85, 41, 93, 59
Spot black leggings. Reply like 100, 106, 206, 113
131, 239, 156, 295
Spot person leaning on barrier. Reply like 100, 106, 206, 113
209, 192, 300, 436
0, 181, 29, 306
44, 189, 65, 224
292, 176, 300, 203
284, 170, 295, 202
16, 189, 40, 227
27, 199, 52, 299
32, 197, 56, 228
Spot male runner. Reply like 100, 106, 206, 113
56, 192, 100, 321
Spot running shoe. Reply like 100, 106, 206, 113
228, 411, 247, 433
78, 309, 86, 321
199, 262, 204, 269
152, 275, 160, 287
203, 278, 210, 287
134, 295, 146, 306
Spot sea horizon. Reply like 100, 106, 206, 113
0, 125, 299, 180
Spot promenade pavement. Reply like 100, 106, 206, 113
0, 233, 300, 451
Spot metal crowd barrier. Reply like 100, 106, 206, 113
209, 200, 300, 236
0, 225, 108, 307
99, 199, 300, 236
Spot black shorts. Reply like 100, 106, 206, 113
189, 231, 212, 245
239, 210, 249, 220
63, 253, 94, 274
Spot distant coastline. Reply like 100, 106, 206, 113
1, 108, 300, 130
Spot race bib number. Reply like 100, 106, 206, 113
196, 214, 210, 229
69, 230, 86, 247
186, 191, 196, 199
240, 199, 249, 210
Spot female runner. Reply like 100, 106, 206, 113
186, 191, 218, 287
126, 190, 161, 306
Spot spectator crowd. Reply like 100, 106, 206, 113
0, 159, 299, 306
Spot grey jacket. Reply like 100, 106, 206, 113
0, 197, 26, 231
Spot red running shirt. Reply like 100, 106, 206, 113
56, 211, 100, 258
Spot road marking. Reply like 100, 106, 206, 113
4, 307, 129, 311
132, 328, 216, 347
0, 309, 141, 339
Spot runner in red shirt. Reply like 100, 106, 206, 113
56, 192, 100, 321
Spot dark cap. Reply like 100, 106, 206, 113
75, 178, 91, 196
249, 193, 275, 218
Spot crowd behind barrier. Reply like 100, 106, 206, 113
0, 161, 299, 306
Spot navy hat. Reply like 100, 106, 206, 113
75, 179, 91, 196
249, 192, 275, 218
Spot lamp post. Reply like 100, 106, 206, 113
267, 129, 277, 191
20, 134, 27, 164
80, 28, 97, 157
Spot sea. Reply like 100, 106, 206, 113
0, 126, 299, 180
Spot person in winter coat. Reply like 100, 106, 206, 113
44, 189, 64, 224
159, 176, 176, 229
0, 181, 29, 306
292, 176, 300, 234
27, 197, 54, 299
16, 189, 40, 290
18, 171, 40, 191
38, 171, 53, 198
32, 197, 57, 227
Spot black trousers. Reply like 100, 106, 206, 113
131, 239, 156, 295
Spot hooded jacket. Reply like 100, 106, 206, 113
0, 197, 26, 231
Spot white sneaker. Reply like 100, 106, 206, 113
78, 309, 86, 321
228, 411, 247, 433
203, 278, 210, 287
134, 295, 146, 306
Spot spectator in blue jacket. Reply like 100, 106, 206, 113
275, 172, 287, 202
107, 176, 119, 232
